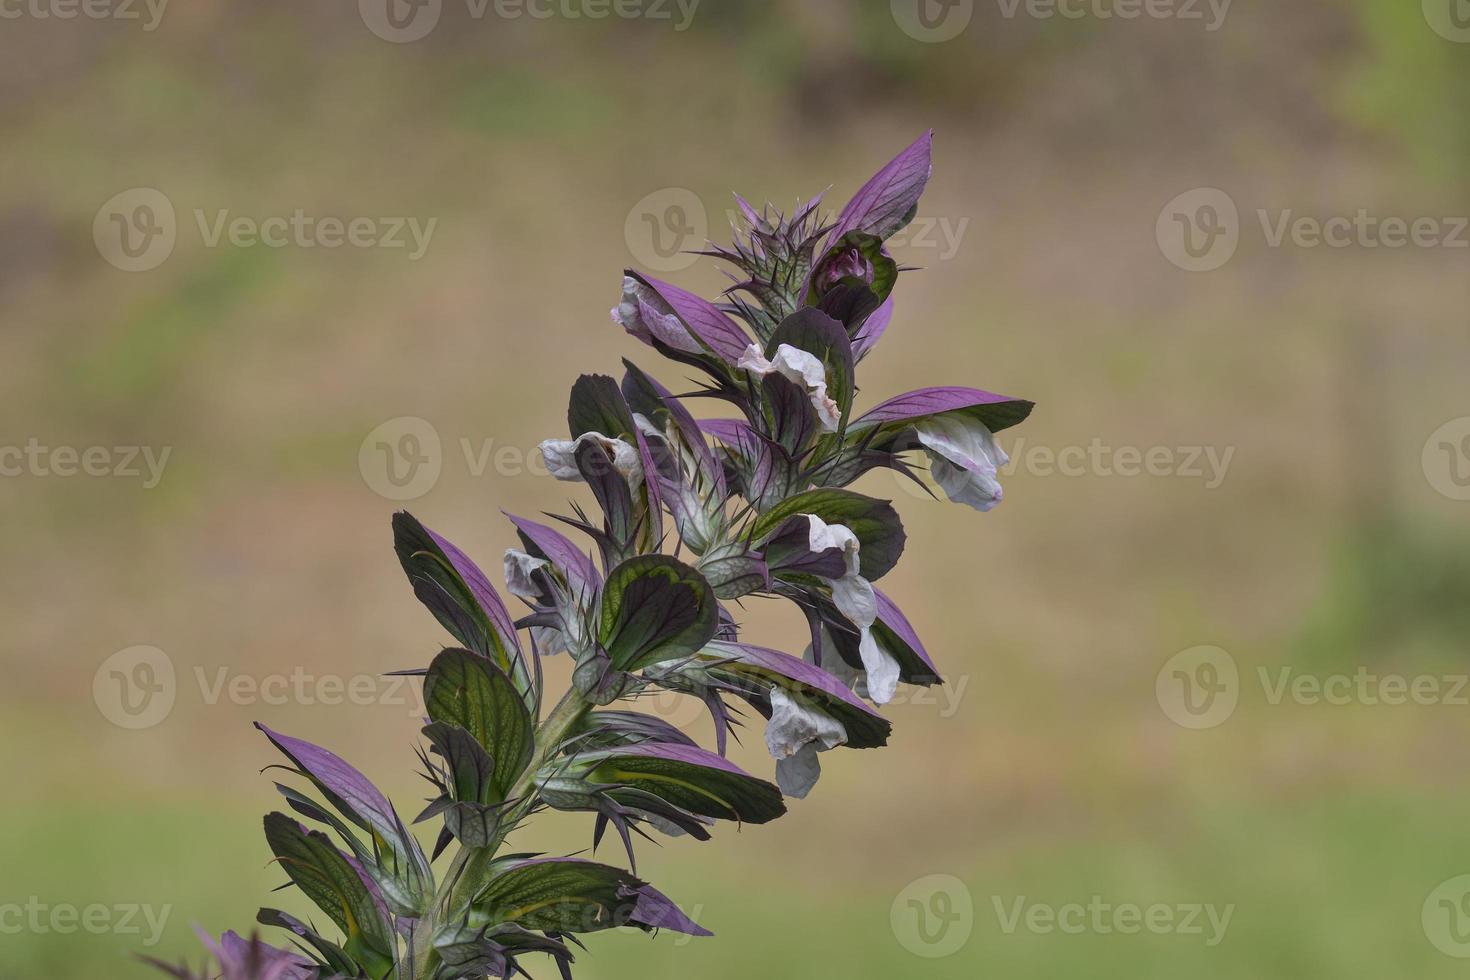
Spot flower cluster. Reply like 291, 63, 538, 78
151, 132, 1032, 980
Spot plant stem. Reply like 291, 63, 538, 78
409, 685, 592, 976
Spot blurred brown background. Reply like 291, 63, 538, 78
3, 0, 1470, 976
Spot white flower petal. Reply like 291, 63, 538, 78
538, 433, 644, 488
765, 687, 848, 799
737, 343, 841, 431
765, 687, 847, 759
914, 416, 1008, 512
503, 549, 550, 601
857, 627, 901, 705
612, 276, 701, 354
775, 744, 823, 799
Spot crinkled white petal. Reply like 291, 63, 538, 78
737, 343, 841, 431
538, 433, 644, 488
857, 627, 900, 704
765, 687, 847, 798
765, 687, 847, 759
775, 744, 824, 799
806, 514, 862, 580
915, 416, 1008, 512
801, 514, 900, 704
503, 549, 550, 601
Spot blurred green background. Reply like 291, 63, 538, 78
3, 0, 1470, 976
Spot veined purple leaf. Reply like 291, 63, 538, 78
256, 724, 399, 841
851, 295, 893, 360
426, 528, 521, 645
828, 131, 934, 244
632, 272, 751, 364
476, 857, 711, 937
584, 742, 786, 824
504, 511, 601, 595
578, 709, 699, 749
261, 814, 395, 972
854, 386, 1034, 435
697, 418, 756, 444
874, 587, 938, 681
701, 641, 890, 749
627, 884, 713, 937
621, 359, 724, 496
394, 512, 524, 674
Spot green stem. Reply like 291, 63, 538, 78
409, 686, 591, 976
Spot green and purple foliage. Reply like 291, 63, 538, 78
149, 132, 1033, 980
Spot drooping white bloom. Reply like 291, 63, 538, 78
913, 415, 1008, 512
764, 686, 848, 799
538, 432, 644, 489
736, 343, 841, 431
804, 514, 901, 704
611, 275, 702, 355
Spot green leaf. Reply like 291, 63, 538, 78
696, 543, 769, 600
422, 721, 506, 847
599, 556, 718, 671
472, 859, 708, 937
750, 488, 906, 580
568, 373, 637, 440
585, 743, 786, 825
262, 813, 394, 978
424, 649, 535, 802
392, 512, 522, 676
256, 908, 360, 977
